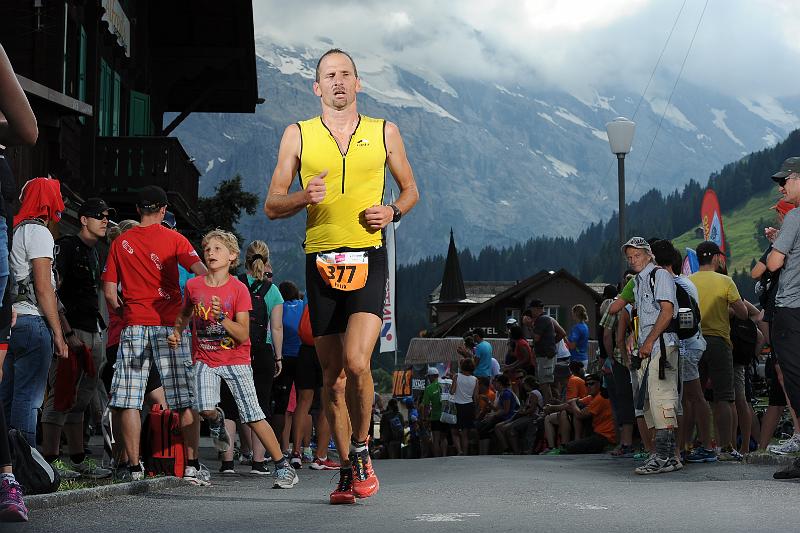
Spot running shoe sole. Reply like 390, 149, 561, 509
184, 477, 211, 486
310, 461, 339, 470
0, 506, 28, 522
273, 476, 299, 489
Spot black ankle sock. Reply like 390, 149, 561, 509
221, 460, 234, 470
70, 453, 86, 465
350, 436, 367, 448
188, 459, 200, 468
129, 463, 143, 473
44, 454, 60, 464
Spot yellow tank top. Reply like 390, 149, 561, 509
297, 115, 386, 253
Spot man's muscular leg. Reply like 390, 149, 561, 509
342, 313, 382, 443
315, 335, 351, 464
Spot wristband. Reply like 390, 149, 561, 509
274, 357, 283, 362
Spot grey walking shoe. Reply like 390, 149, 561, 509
273, 464, 299, 489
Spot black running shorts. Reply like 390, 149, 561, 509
295, 344, 323, 390
305, 246, 387, 337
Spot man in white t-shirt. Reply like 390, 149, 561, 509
0, 177, 68, 445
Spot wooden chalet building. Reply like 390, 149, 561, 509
406, 231, 603, 367
0, 0, 259, 230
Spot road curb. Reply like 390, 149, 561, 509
26, 476, 186, 510
745, 453, 797, 467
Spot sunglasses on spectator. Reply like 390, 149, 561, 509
88, 213, 110, 221
586, 381, 599, 386
778, 176, 800, 187
266, 272, 273, 279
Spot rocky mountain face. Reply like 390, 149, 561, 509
171, 38, 800, 283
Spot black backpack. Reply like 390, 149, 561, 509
731, 317, 759, 365
237, 273, 272, 346
8, 429, 60, 494
648, 268, 701, 340
389, 413, 404, 441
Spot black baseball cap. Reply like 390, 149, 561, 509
696, 240, 723, 259
78, 197, 115, 218
528, 298, 544, 309
772, 157, 800, 180
137, 185, 168, 209
584, 373, 602, 385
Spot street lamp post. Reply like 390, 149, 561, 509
606, 117, 635, 272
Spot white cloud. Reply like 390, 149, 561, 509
252, 1, 800, 100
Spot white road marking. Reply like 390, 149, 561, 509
414, 513, 481, 522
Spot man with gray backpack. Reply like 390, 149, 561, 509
621, 237, 682, 475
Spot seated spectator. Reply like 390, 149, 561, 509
378, 399, 405, 459
476, 376, 496, 421
495, 376, 544, 454
477, 375, 519, 439
541, 366, 589, 453
564, 361, 587, 400
558, 375, 617, 454
502, 325, 534, 375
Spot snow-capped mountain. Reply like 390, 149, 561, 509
171, 38, 800, 280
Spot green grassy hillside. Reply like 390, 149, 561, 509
671, 188, 781, 273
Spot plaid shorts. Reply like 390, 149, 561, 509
194, 361, 265, 423
109, 325, 195, 410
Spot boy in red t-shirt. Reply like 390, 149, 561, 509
168, 230, 297, 489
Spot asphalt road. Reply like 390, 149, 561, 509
10, 454, 800, 533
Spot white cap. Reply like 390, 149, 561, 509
506, 317, 518, 325
427, 367, 440, 376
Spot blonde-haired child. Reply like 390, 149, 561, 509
168, 229, 297, 488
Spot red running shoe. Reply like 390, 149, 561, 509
329, 468, 356, 505
351, 448, 379, 499
310, 457, 340, 470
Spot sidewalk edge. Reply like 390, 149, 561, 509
26, 476, 185, 510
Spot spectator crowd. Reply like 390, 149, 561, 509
378, 175, 800, 483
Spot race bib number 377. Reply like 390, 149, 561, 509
315, 251, 369, 291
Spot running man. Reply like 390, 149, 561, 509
265, 48, 419, 504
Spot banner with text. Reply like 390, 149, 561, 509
380, 217, 397, 353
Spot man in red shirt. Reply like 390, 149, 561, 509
102, 186, 207, 481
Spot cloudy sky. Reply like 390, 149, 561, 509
253, 0, 800, 100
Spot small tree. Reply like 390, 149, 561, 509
191, 175, 258, 243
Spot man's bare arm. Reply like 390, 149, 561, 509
190, 261, 208, 277
767, 249, 785, 272
0, 44, 37, 146
264, 125, 325, 219
384, 122, 419, 215
730, 299, 748, 321
363, 121, 420, 230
